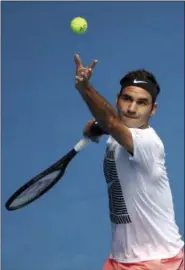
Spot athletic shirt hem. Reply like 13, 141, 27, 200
109, 244, 184, 263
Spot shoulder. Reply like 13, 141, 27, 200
130, 127, 163, 146
128, 127, 165, 163
106, 128, 165, 155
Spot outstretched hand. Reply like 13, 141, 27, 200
74, 54, 98, 90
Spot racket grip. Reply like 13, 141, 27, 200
90, 121, 109, 136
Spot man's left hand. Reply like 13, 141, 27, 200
74, 54, 98, 90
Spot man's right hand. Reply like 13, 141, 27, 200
83, 119, 98, 142
83, 120, 108, 142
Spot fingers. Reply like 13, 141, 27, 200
75, 54, 98, 71
88, 59, 98, 70
75, 73, 87, 82
83, 119, 96, 137
75, 55, 98, 85
75, 75, 83, 82
83, 120, 100, 143
75, 68, 91, 82
87, 68, 93, 77
80, 67, 93, 81
74, 54, 83, 70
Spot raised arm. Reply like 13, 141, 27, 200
74, 54, 133, 154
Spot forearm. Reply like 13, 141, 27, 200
77, 83, 118, 133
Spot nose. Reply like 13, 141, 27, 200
127, 101, 137, 114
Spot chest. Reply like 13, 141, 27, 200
103, 141, 134, 186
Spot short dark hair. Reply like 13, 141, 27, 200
120, 69, 160, 103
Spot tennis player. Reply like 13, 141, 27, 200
74, 54, 184, 270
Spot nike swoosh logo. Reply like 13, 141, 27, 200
133, 79, 147, 84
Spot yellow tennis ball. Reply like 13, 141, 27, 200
70, 17, 88, 35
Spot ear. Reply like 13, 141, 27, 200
150, 102, 157, 116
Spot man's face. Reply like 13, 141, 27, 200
116, 86, 157, 128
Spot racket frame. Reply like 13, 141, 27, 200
5, 137, 91, 211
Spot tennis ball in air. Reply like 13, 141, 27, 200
70, 17, 88, 35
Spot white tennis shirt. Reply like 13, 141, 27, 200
103, 127, 184, 263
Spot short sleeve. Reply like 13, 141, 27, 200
128, 128, 163, 169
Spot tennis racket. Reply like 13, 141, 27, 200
5, 121, 105, 211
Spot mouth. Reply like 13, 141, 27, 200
123, 114, 138, 119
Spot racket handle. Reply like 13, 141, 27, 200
74, 137, 91, 152
74, 121, 108, 153
90, 121, 109, 136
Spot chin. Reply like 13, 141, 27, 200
124, 122, 138, 128
121, 117, 142, 128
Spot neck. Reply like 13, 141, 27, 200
139, 122, 149, 129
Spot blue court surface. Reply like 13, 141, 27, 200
2, 2, 184, 270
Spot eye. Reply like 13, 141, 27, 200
137, 100, 147, 105
121, 95, 132, 101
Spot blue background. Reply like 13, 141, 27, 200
2, 2, 184, 270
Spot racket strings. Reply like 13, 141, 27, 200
9, 171, 61, 208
